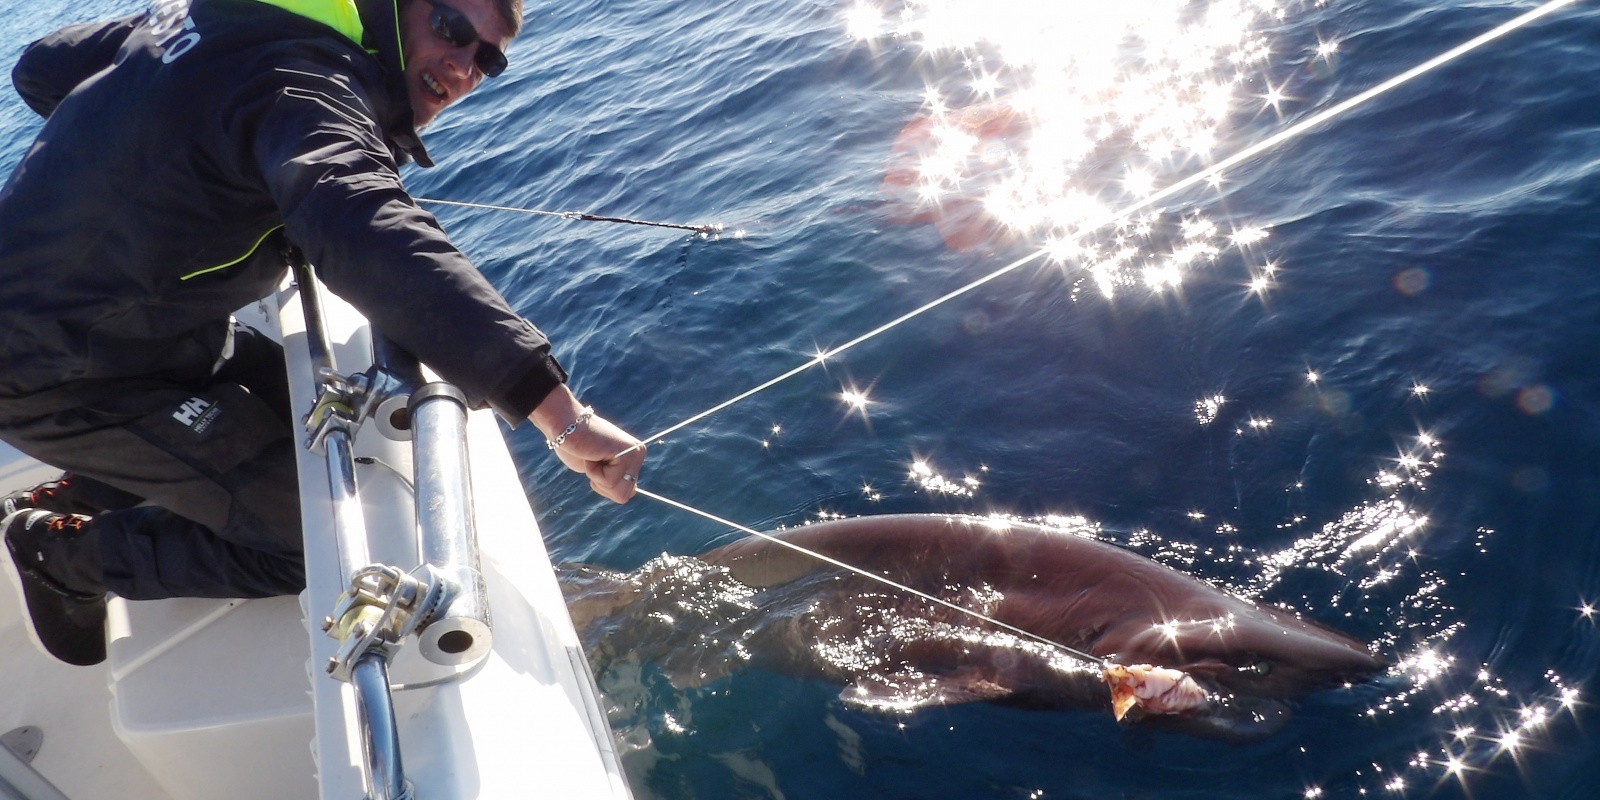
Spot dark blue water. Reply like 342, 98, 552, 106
5, 0, 1600, 797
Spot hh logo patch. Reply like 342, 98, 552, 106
172, 396, 222, 435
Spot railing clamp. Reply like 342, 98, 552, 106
320, 565, 444, 682
303, 365, 412, 453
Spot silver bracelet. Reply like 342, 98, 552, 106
546, 406, 594, 450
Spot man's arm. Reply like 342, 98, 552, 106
242, 64, 561, 418
531, 386, 646, 504
242, 61, 645, 501
13, 14, 144, 118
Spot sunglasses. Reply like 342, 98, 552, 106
422, 0, 509, 78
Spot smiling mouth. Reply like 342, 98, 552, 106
422, 71, 447, 102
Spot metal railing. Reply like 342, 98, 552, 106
292, 258, 495, 800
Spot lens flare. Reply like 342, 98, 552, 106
868, 0, 1294, 292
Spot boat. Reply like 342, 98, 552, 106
0, 269, 633, 799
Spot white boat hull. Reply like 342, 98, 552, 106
0, 281, 630, 799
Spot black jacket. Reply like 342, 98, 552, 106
0, 0, 566, 419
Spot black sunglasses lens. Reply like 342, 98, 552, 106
477, 47, 507, 78
429, 8, 469, 47
429, 3, 508, 78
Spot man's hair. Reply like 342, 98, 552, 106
400, 0, 524, 37
493, 0, 523, 37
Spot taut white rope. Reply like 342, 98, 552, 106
617, 0, 1583, 458
636, 486, 1106, 666
611, 0, 1584, 669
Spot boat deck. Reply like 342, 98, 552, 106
1, 285, 631, 799
2, 442, 173, 799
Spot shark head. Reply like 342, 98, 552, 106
1106, 599, 1386, 701
1096, 601, 1384, 741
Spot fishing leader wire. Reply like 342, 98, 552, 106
418, 197, 723, 236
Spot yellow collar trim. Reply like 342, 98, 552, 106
252, 0, 366, 45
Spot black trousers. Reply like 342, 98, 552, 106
0, 325, 304, 599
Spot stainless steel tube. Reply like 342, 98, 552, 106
296, 263, 372, 581
409, 383, 492, 665
351, 652, 412, 800
324, 429, 372, 583
295, 263, 412, 799
293, 260, 335, 377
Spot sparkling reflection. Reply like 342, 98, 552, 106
908, 457, 982, 497
867, 0, 1296, 293
1143, 395, 1583, 795
574, 392, 1585, 794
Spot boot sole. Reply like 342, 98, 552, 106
2, 512, 107, 666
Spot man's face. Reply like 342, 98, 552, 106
399, 0, 514, 127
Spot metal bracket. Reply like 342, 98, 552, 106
0, 727, 41, 765
302, 365, 412, 454
0, 725, 70, 800
320, 565, 444, 682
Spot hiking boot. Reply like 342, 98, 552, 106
1, 473, 118, 517
2, 509, 107, 666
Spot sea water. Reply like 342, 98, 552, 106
2, 0, 1597, 797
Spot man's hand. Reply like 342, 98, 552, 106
530, 385, 646, 503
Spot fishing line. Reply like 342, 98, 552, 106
602, 0, 1579, 671
595, 1, 1576, 666
617, 0, 1580, 457
634, 486, 1108, 667
618, 247, 1047, 455
418, 197, 723, 235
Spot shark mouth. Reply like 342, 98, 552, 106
1102, 663, 1212, 720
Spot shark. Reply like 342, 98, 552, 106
565, 514, 1386, 740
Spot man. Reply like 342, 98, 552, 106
0, 0, 646, 666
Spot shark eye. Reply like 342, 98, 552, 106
1243, 661, 1272, 676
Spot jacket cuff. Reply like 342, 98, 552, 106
491, 352, 569, 426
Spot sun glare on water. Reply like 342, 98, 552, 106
830, 3, 1590, 795
859, 0, 1309, 297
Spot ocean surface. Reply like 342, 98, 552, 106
4, 0, 1600, 797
